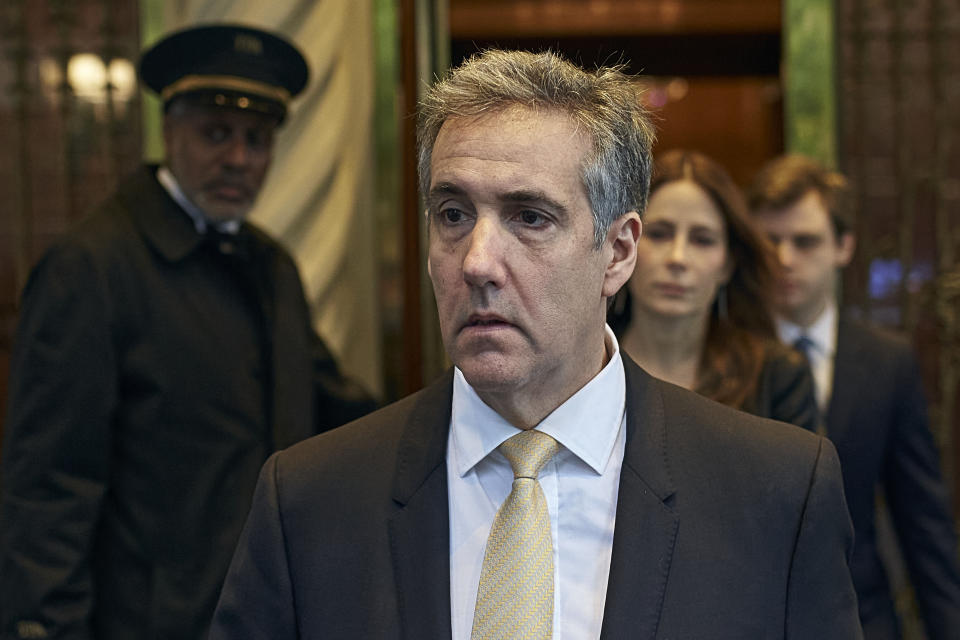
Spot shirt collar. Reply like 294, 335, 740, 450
776, 300, 837, 357
450, 325, 626, 478
156, 166, 241, 235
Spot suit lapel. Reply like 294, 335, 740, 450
827, 319, 867, 437
384, 363, 680, 638
388, 372, 455, 639
124, 165, 205, 263
600, 357, 679, 639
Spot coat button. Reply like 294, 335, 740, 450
16, 620, 49, 638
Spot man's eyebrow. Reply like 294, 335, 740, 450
500, 189, 569, 217
426, 185, 570, 218
426, 183, 465, 210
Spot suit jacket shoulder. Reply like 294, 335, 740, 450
837, 317, 914, 372
214, 362, 861, 639
614, 358, 861, 638
633, 361, 824, 493
274, 372, 450, 505
212, 373, 454, 639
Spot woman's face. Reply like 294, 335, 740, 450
630, 179, 732, 321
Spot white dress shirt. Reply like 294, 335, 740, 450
447, 325, 627, 640
776, 301, 838, 410
156, 166, 240, 234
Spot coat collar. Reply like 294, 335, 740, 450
117, 165, 205, 263
388, 355, 679, 501
387, 360, 679, 639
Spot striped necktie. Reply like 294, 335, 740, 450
793, 334, 815, 361
471, 430, 561, 640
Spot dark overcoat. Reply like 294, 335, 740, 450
0, 166, 373, 639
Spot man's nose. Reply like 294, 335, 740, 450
222, 136, 251, 168
462, 217, 507, 288
776, 241, 794, 268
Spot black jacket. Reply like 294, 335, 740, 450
742, 341, 820, 433
828, 319, 960, 639
0, 167, 374, 639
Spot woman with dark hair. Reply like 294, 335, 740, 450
611, 149, 818, 430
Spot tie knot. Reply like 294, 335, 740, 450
204, 226, 252, 259
498, 430, 560, 480
793, 335, 815, 358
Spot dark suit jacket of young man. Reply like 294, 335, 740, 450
0, 166, 374, 639
827, 318, 960, 640
211, 355, 863, 639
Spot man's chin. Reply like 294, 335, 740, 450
775, 298, 821, 326
774, 290, 805, 313
455, 354, 527, 394
198, 197, 253, 221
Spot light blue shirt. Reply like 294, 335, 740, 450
156, 166, 240, 235
777, 301, 838, 410
447, 325, 627, 640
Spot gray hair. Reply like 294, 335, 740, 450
416, 49, 656, 247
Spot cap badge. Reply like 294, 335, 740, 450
234, 34, 263, 56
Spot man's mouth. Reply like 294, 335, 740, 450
462, 313, 514, 332
779, 279, 801, 291
208, 182, 250, 202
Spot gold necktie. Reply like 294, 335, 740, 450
471, 430, 561, 640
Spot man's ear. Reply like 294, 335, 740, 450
602, 211, 641, 298
836, 231, 856, 268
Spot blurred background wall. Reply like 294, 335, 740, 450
1, 0, 145, 441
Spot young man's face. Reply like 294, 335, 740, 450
163, 102, 277, 221
425, 106, 639, 425
753, 190, 854, 327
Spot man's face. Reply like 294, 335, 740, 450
426, 107, 639, 424
163, 102, 276, 220
753, 190, 854, 326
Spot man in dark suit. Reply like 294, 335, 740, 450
749, 154, 960, 639
0, 24, 373, 640
211, 50, 862, 639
